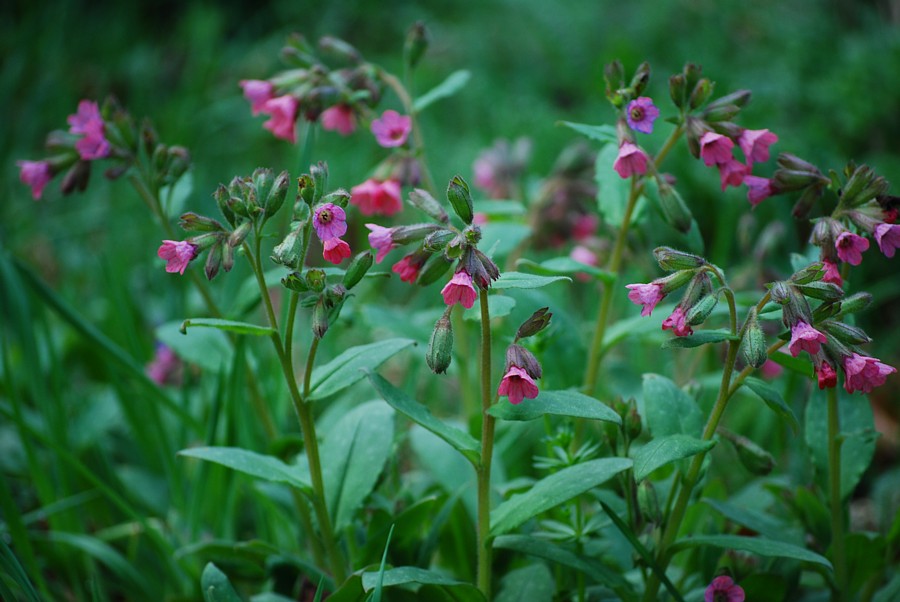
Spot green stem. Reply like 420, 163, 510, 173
828, 386, 847, 601
476, 291, 495, 599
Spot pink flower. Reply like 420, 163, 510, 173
704, 575, 745, 602
392, 253, 426, 283
146, 344, 182, 387
440, 271, 478, 309
662, 306, 693, 337
744, 175, 774, 207
240, 80, 274, 116
370, 110, 412, 148
572, 214, 598, 240
816, 361, 838, 390
821, 259, 843, 286
761, 358, 784, 379
67, 100, 102, 134
738, 128, 778, 166
262, 95, 298, 143
843, 353, 896, 394
699, 132, 734, 167
322, 238, 351, 264
366, 223, 396, 263
613, 142, 649, 179
473, 212, 489, 226
626, 282, 665, 317
788, 321, 827, 357
473, 157, 498, 195
320, 105, 356, 136
626, 97, 660, 134
571, 245, 598, 282
835, 232, 869, 265
17, 160, 52, 200
874, 222, 900, 258
313, 203, 348, 241
498, 365, 540, 404
718, 159, 749, 191
158, 240, 198, 275
74, 120, 110, 160
351, 179, 403, 216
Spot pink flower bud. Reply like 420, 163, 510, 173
322, 237, 351, 264
662, 306, 693, 337
240, 80, 274, 116
744, 175, 774, 207
320, 105, 356, 136
613, 142, 649, 179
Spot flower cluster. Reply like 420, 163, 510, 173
313, 202, 352, 264
705, 575, 744, 602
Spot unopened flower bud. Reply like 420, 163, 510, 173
297, 174, 316, 206
179, 212, 221, 233
653, 247, 705, 271
629, 62, 651, 96
768, 281, 791, 304
311, 162, 328, 201
638, 480, 661, 524
228, 221, 253, 248
306, 268, 326, 293
393, 223, 442, 245
426, 308, 454, 374
604, 60, 626, 105
404, 21, 429, 70
318, 36, 362, 64
321, 188, 351, 209
790, 263, 824, 285
463, 225, 482, 245
222, 241, 235, 273
681, 272, 713, 311
271, 225, 304, 269
686, 293, 718, 326
423, 229, 456, 252
506, 344, 542, 380
795, 281, 844, 302
516, 307, 552, 340
463, 248, 500, 290
447, 175, 474, 224
838, 292, 872, 315
445, 235, 465, 259
409, 188, 449, 223
416, 253, 454, 286
205, 241, 223, 280
688, 78, 712, 110
624, 399, 642, 440
669, 73, 687, 109
841, 164, 888, 209
167, 146, 191, 180
141, 120, 159, 159
740, 308, 768, 368
213, 184, 237, 226
281, 33, 317, 68
281, 271, 308, 292
342, 251, 373, 289
312, 297, 329, 339
683, 63, 703, 96
265, 170, 290, 217
60, 160, 91, 195
657, 185, 694, 233
791, 184, 825, 220
820, 320, 871, 346
723, 430, 776, 476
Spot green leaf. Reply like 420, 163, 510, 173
494, 564, 554, 602
178, 447, 311, 492
327, 575, 365, 602
492, 535, 629, 590
493, 271, 571, 290
201, 563, 245, 602
873, 572, 900, 602
472, 200, 526, 217
322, 401, 395, 531
413, 69, 471, 112
603, 311, 670, 352
362, 567, 469, 590
641, 374, 703, 438
0, 537, 41, 602
161, 171, 193, 218
370, 524, 394, 602
515, 257, 615, 283
702, 499, 804, 544
367, 372, 480, 465
309, 338, 415, 401
462, 294, 516, 321
179, 318, 276, 336
479, 223, 532, 257
488, 390, 621, 424
595, 143, 646, 227
558, 121, 618, 144
671, 534, 833, 569
742, 377, 799, 433
805, 388, 877, 499
767, 350, 814, 377
661, 329, 738, 348
230, 268, 285, 315
490, 458, 632, 536
632, 435, 716, 482
157, 320, 232, 373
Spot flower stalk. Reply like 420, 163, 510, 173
476, 291, 495, 599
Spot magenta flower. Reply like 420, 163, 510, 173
75, 120, 110, 160
67, 100, 103, 134
440, 270, 478, 309
240, 80, 274, 116
17, 160, 52, 200
821, 259, 843, 286
392, 253, 426, 283
146, 344, 182, 387
744, 175, 774, 207
626, 282, 665, 317
320, 105, 356, 136
835, 232, 869, 265
699, 132, 734, 167
351, 178, 403, 216
738, 128, 778, 166
313, 203, 348, 241
874, 222, 900, 258
572, 214, 598, 240
816, 361, 838, 390
718, 159, 749, 191
704, 576, 745, 602
843, 353, 896, 394
158, 240, 198, 275
370, 110, 412, 148
662, 306, 693, 337
613, 142, 649, 179
366, 223, 396, 263
262, 95, 299, 143
322, 238, 351, 264
626, 97, 660, 134
571, 245, 598, 282
473, 156, 498, 196
497, 365, 540, 404
788, 321, 827, 357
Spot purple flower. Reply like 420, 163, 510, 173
370, 110, 412, 148
17, 160, 52, 200
497, 365, 540, 404
322, 238, 351, 264
744, 175, 774, 207
835, 232, 869, 265
240, 80, 274, 116
662, 306, 693, 337
704, 576, 745, 602
67, 100, 103, 134
699, 132, 734, 167
158, 240, 198, 275
843, 353, 896, 394
74, 120, 110, 160
440, 270, 478, 309
874, 222, 900, 258
313, 203, 348, 241
320, 105, 356, 136
788, 321, 827, 357
261, 95, 298, 143
738, 128, 778, 166
626, 97, 660, 134
613, 142, 649, 179
626, 282, 665, 317
365, 223, 396, 263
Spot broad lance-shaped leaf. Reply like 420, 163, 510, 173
488, 390, 621, 424
641, 373, 703, 438
671, 534, 833, 569
413, 69, 471, 112
463, 294, 516, 322
490, 457, 632, 537
178, 447, 311, 493
367, 372, 481, 465
179, 317, 276, 336
361, 567, 472, 590
321, 401, 395, 531
516, 257, 615, 284
632, 435, 716, 481
494, 564, 554, 602
201, 563, 244, 602
493, 271, 571, 290
661, 329, 738, 349
309, 338, 415, 400
557, 121, 618, 144
743, 377, 799, 433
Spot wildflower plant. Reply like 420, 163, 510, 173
7, 16, 900, 602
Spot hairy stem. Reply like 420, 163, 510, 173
828, 386, 847, 601
476, 291, 495, 599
